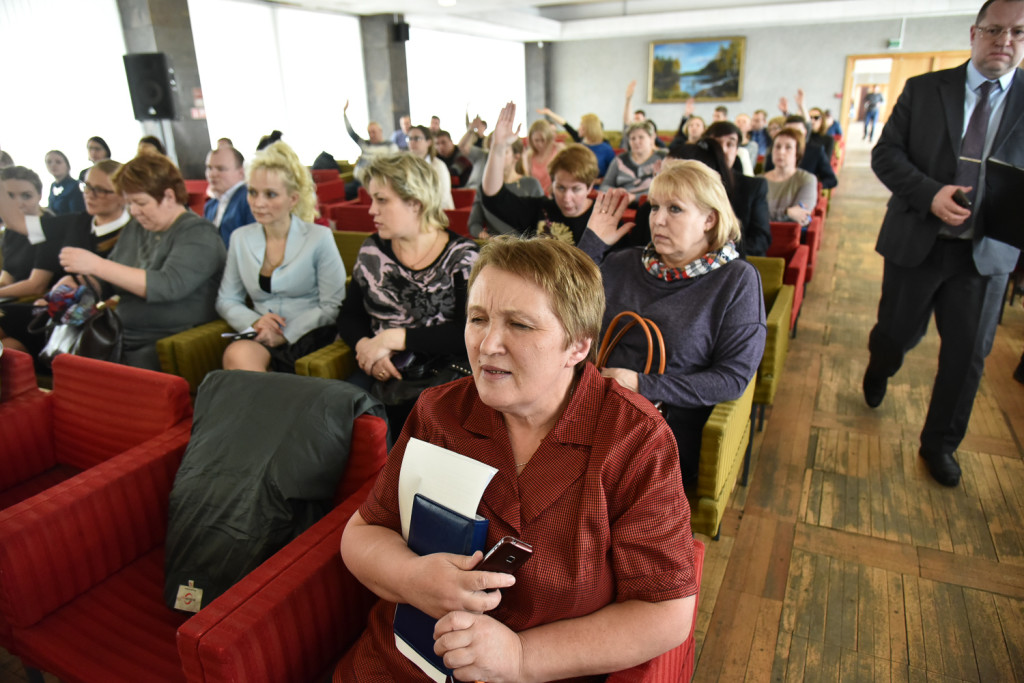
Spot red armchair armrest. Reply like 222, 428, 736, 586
1, 348, 39, 402
606, 539, 706, 682
178, 476, 380, 683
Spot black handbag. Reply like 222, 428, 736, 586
31, 279, 124, 365
369, 354, 471, 406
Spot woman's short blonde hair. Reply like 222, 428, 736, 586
579, 114, 604, 143
364, 153, 448, 233
649, 160, 740, 252
548, 144, 599, 187
468, 235, 604, 365
248, 141, 319, 222
626, 120, 656, 139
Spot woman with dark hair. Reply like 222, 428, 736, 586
0, 166, 57, 303
759, 128, 816, 226
700, 121, 772, 257
0, 161, 131, 355
79, 136, 112, 181
45, 150, 85, 215
405, 124, 454, 210
58, 153, 226, 369
137, 135, 166, 156
483, 103, 600, 245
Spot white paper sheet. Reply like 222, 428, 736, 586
397, 437, 498, 541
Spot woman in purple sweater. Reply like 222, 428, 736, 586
579, 161, 766, 483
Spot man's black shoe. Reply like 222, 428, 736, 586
862, 365, 887, 408
1014, 357, 1024, 384
919, 449, 961, 487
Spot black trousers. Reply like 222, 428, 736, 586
868, 238, 1008, 454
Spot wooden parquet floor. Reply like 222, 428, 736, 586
690, 146, 1024, 682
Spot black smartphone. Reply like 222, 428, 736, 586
477, 536, 533, 576
952, 189, 972, 209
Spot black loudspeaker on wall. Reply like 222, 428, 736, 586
123, 53, 177, 120
392, 21, 410, 42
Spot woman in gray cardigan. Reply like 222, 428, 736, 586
216, 141, 345, 372
59, 152, 226, 370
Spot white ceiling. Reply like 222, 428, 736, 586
275, 0, 979, 41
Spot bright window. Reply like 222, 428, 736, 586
405, 28, 527, 138
188, 0, 367, 163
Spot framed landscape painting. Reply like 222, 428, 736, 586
649, 37, 745, 103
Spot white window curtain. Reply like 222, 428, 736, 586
405, 28, 527, 138
188, 0, 367, 165
0, 0, 139, 187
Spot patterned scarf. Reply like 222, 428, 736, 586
642, 241, 739, 282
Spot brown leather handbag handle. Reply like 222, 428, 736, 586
596, 311, 666, 374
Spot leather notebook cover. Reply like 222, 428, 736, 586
983, 158, 1024, 249
394, 493, 489, 678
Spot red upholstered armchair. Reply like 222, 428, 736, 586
183, 529, 704, 682
0, 353, 192, 511
0, 413, 388, 683
767, 221, 810, 335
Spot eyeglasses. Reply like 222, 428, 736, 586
975, 24, 1024, 42
408, 135, 426, 142
80, 182, 116, 197
809, 115, 822, 120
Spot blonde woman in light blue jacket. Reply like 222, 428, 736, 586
216, 141, 346, 372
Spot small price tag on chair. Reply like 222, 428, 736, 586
174, 580, 204, 613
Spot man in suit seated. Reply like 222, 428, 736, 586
204, 146, 254, 246
763, 115, 838, 189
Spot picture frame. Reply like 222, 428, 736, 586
648, 37, 745, 103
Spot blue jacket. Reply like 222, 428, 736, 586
216, 216, 346, 344
204, 186, 256, 246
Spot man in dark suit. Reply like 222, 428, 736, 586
762, 116, 838, 189
204, 146, 254, 246
864, 0, 1024, 486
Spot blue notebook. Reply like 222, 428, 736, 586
394, 493, 489, 679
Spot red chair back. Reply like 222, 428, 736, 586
767, 221, 801, 259
315, 179, 347, 204
444, 208, 471, 237
311, 168, 340, 183
357, 186, 371, 205
331, 204, 376, 232
451, 188, 476, 209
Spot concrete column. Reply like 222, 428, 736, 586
359, 15, 410, 134
525, 42, 549, 124
116, 0, 210, 178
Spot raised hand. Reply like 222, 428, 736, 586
492, 102, 521, 148
586, 189, 636, 246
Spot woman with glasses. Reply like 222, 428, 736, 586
482, 102, 600, 245
405, 125, 454, 210
0, 161, 131, 355
45, 150, 86, 215
57, 153, 226, 369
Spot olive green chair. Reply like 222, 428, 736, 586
746, 256, 794, 431
689, 377, 756, 540
156, 231, 373, 393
